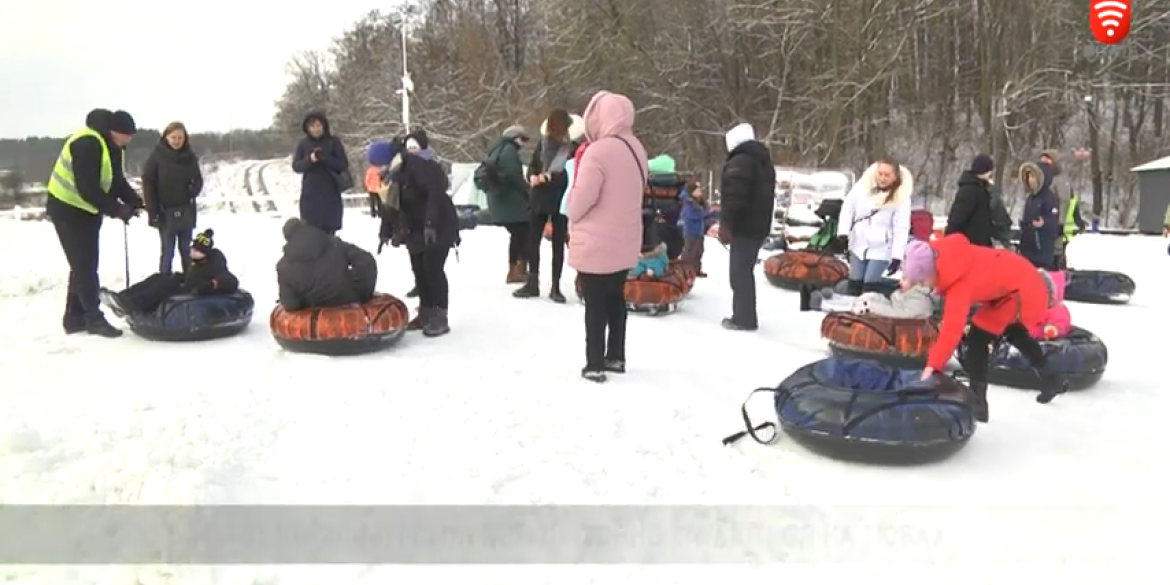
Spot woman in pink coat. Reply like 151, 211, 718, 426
565, 90, 648, 382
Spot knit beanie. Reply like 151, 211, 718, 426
192, 229, 215, 255
970, 154, 994, 175
367, 141, 395, 166
502, 125, 529, 141
109, 110, 137, 135
901, 240, 936, 284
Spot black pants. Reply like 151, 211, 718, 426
963, 323, 1048, 383
527, 212, 567, 280
159, 225, 193, 274
368, 193, 380, 217
122, 273, 185, 314
409, 246, 451, 309
49, 200, 105, 325
503, 222, 528, 264
578, 271, 628, 369
729, 235, 765, 328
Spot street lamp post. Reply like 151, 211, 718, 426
396, 7, 414, 130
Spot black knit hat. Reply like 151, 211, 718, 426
970, 153, 994, 175
407, 128, 429, 150
109, 110, 137, 135
192, 229, 215, 255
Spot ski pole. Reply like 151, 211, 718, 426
123, 221, 131, 287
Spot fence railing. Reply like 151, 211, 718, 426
0, 193, 376, 221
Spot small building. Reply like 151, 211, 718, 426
1131, 155, 1170, 234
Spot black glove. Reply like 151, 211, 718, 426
115, 204, 138, 223
424, 226, 437, 246
886, 259, 901, 276
192, 279, 217, 295
377, 238, 388, 255
148, 213, 160, 228
833, 234, 848, 250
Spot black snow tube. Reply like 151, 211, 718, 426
1063, 269, 1135, 304
957, 326, 1107, 391
125, 291, 255, 342
724, 358, 976, 464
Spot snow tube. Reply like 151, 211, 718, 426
269, 293, 410, 356
1063, 269, 1135, 304
124, 291, 254, 342
820, 312, 939, 368
726, 358, 976, 464
956, 326, 1107, 391
763, 250, 848, 291
574, 262, 693, 316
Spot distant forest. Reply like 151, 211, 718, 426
0, 128, 293, 186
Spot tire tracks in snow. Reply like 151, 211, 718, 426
244, 163, 265, 214
256, 162, 277, 213
238, 164, 252, 214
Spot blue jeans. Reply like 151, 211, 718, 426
848, 254, 889, 283
160, 227, 193, 274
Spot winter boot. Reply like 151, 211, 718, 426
407, 307, 431, 331
423, 308, 450, 337
86, 318, 123, 338
799, 284, 814, 311
1035, 369, 1068, 404
548, 281, 566, 304
406, 286, 419, 298
581, 367, 607, 383
63, 318, 86, 334
506, 262, 527, 284
846, 279, 863, 296
603, 359, 626, 373
99, 288, 131, 318
512, 274, 540, 298
969, 379, 990, 423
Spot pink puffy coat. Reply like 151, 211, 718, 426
565, 91, 648, 275
1030, 270, 1072, 339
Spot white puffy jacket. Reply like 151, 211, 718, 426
837, 162, 913, 262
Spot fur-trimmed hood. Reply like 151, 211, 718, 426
641, 242, 667, 258
541, 114, 586, 142
1019, 160, 1053, 195
850, 162, 913, 210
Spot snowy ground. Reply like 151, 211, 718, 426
0, 212, 1161, 583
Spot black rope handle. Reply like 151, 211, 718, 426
721, 387, 779, 446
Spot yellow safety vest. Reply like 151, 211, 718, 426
46, 128, 113, 214
1061, 194, 1080, 241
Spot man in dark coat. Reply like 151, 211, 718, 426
291, 111, 349, 234
481, 125, 532, 283
718, 123, 775, 332
377, 135, 458, 337
46, 108, 143, 337
1017, 160, 1060, 269
944, 154, 996, 247
277, 218, 377, 310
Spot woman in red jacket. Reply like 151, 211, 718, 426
900, 235, 1067, 422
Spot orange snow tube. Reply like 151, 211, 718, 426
763, 250, 849, 291
820, 312, 939, 368
574, 262, 692, 316
270, 293, 410, 356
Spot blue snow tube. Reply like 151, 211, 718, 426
1064, 269, 1135, 304
125, 291, 255, 342
725, 358, 976, 464
957, 326, 1107, 391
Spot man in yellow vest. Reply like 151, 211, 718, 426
47, 108, 144, 337
1055, 191, 1086, 269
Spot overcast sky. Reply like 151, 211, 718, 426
2, 0, 391, 138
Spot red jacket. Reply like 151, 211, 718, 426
927, 234, 1050, 371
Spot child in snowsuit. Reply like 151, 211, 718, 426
850, 280, 935, 318
900, 235, 1067, 423
678, 181, 710, 276
101, 229, 239, 316
1028, 270, 1071, 340
629, 242, 669, 279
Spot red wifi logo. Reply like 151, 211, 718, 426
1089, 1, 1131, 45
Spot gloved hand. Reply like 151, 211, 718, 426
192, 279, 217, 295
886, 259, 901, 276
424, 226, 437, 246
148, 213, 160, 228
377, 238, 389, 255
832, 234, 849, 251
114, 204, 138, 223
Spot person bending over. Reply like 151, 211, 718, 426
101, 229, 238, 316
899, 236, 1067, 423
277, 218, 377, 311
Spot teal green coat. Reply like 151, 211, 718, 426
483, 137, 530, 224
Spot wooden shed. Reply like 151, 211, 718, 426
1131, 156, 1170, 234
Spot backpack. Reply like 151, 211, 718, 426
473, 143, 507, 193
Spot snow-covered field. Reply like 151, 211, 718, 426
0, 208, 1161, 583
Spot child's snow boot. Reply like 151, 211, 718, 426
969, 379, 990, 423
799, 284, 813, 311
513, 274, 540, 298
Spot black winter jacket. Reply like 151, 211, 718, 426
944, 171, 995, 247
527, 138, 577, 214
142, 139, 203, 214
378, 150, 458, 253
277, 218, 377, 310
719, 140, 776, 239
292, 112, 349, 233
184, 249, 239, 294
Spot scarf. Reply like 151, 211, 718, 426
540, 138, 570, 174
